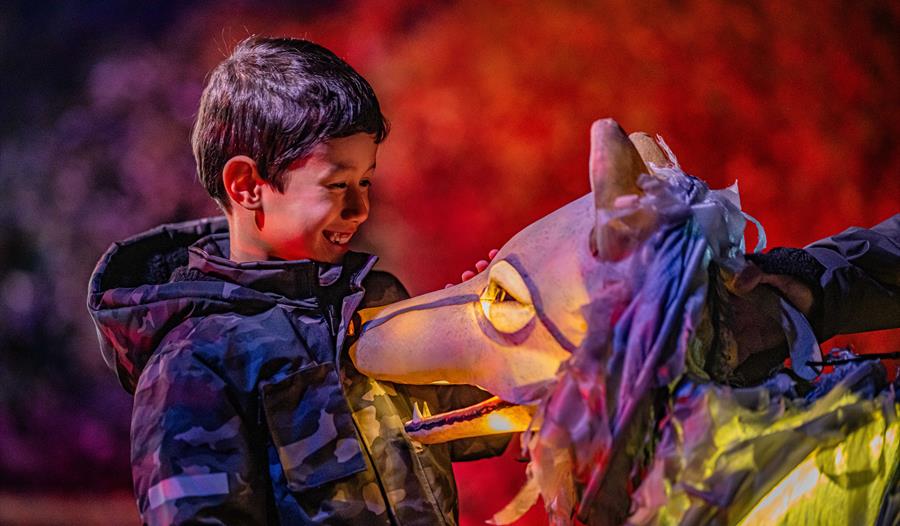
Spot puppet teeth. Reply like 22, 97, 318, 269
422, 401, 432, 418
403, 397, 537, 444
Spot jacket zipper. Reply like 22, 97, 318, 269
331, 288, 401, 524
326, 303, 338, 338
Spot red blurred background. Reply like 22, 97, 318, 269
0, 0, 897, 524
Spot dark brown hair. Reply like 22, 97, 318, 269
192, 36, 389, 211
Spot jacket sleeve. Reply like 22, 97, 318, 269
131, 344, 268, 525
803, 213, 900, 341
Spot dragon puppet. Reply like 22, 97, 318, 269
350, 119, 900, 525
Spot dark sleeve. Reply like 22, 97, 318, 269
361, 270, 410, 308
803, 213, 900, 341
449, 430, 511, 462
131, 346, 267, 525
362, 271, 511, 461
750, 214, 900, 342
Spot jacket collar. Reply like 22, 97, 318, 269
187, 232, 377, 300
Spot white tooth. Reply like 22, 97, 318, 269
421, 402, 431, 418
327, 232, 352, 244
412, 402, 422, 422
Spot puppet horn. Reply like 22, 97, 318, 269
589, 119, 649, 260
589, 119, 645, 209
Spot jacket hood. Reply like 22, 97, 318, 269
87, 216, 375, 394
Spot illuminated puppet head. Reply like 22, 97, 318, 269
352, 119, 667, 400
352, 118, 707, 432
350, 119, 900, 525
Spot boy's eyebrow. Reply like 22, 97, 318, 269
333, 161, 377, 172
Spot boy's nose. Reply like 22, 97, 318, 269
341, 187, 369, 223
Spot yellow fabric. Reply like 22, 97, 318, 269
630, 379, 900, 526
739, 401, 899, 525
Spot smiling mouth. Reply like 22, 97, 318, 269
323, 230, 354, 246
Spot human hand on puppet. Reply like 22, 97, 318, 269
445, 249, 499, 288
720, 249, 822, 384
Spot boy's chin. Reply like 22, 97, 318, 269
265, 244, 347, 263
313, 243, 351, 264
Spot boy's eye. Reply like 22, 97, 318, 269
326, 179, 372, 190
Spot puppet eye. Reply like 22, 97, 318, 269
479, 260, 535, 334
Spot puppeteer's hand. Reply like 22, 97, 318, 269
721, 261, 817, 383
729, 263, 814, 316
445, 249, 499, 288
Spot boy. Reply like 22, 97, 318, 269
87, 37, 506, 525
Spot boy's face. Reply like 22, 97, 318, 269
258, 133, 377, 263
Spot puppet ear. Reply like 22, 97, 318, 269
588, 118, 645, 210
628, 132, 673, 170
589, 119, 655, 260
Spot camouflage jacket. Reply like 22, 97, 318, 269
87, 217, 508, 525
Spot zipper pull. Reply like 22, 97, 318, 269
326, 303, 338, 337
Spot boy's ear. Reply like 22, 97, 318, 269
222, 156, 264, 211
